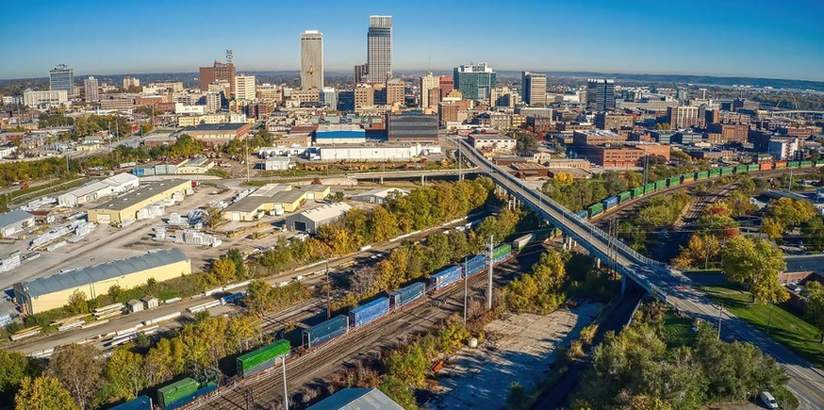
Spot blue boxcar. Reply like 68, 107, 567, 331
349, 297, 390, 328
390, 282, 425, 308
303, 315, 348, 348
602, 196, 619, 210
463, 255, 487, 277
430, 265, 462, 290
110, 396, 152, 410
164, 384, 217, 410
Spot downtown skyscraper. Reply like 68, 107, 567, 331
300, 30, 324, 90
49, 64, 74, 97
366, 15, 392, 83
586, 78, 615, 111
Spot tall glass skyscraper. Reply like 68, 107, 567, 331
453, 63, 496, 101
49, 64, 74, 96
586, 78, 615, 111
366, 15, 392, 83
300, 30, 324, 90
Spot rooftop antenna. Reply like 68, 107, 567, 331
226, 49, 234, 64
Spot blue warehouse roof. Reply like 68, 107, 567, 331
0, 209, 34, 228
18, 249, 188, 298
307, 388, 403, 410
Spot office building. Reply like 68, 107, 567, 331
385, 79, 405, 106
420, 72, 439, 110
387, 111, 438, 143
300, 30, 324, 90
586, 78, 615, 111
354, 84, 374, 109
667, 105, 700, 129
367, 15, 392, 83
206, 91, 223, 113
199, 61, 236, 94
521, 72, 547, 107
354, 63, 369, 84
453, 63, 496, 101
23, 90, 68, 108
321, 87, 337, 109
122, 76, 140, 90
338, 90, 355, 111
706, 123, 749, 144
84, 76, 99, 102
234, 75, 256, 101
14, 249, 190, 315
439, 76, 454, 97
594, 112, 634, 130
49, 64, 74, 96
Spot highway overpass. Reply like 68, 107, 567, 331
452, 137, 824, 409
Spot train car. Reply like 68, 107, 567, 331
164, 383, 216, 410
800, 160, 814, 168
734, 164, 749, 174
774, 160, 787, 169
158, 378, 201, 410
644, 182, 656, 193
720, 166, 735, 176
430, 265, 463, 290
759, 162, 773, 171
236, 339, 291, 378
602, 196, 619, 210
464, 254, 487, 276
681, 173, 694, 183
575, 210, 589, 219
588, 203, 604, 217
666, 176, 681, 187
816, 159, 824, 167
709, 168, 722, 178
303, 315, 348, 348
492, 244, 512, 264
349, 297, 390, 328
390, 282, 426, 308
695, 170, 710, 180
631, 186, 644, 198
654, 179, 667, 191
788, 161, 801, 169
219, 292, 246, 305
617, 191, 632, 203
109, 396, 152, 410
512, 234, 533, 251
747, 163, 760, 172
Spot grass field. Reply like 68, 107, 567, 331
701, 284, 824, 369
662, 312, 696, 348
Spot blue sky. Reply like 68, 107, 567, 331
1, 0, 823, 80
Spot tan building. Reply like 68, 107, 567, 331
355, 84, 374, 109
223, 184, 330, 222
234, 75, 256, 101
419, 73, 439, 110
385, 79, 405, 106
469, 134, 517, 155
181, 123, 251, 145
88, 179, 192, 224
14, 249, 191, 315
667, 105, 700, 129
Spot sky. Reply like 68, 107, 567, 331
1, 0, 823, 81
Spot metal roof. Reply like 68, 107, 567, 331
297, 202, 351, 223
307, 388, 403, 410
0, 209, 34, 228
19, 249, 188, 298
93, 179, 190, 211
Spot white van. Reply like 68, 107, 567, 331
759, 391, 779, 409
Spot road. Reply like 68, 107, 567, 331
453, 137, 824, 409
784, 254, 824, 274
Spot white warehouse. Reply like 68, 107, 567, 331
318, 143, 441, 162
58, 173, 140, 208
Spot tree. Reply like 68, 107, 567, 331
804, 281, 824, 343
65, 290, 88, 315
143, 338, 186, 386
762, 217, 784, 241
720, 236, 788, 304
104, 346, 147, 402
47, 344, 102, 410
801, 217, 824, 252
0, 349, 29, 396
15, 375, 79, 410
211, 258, 237, 284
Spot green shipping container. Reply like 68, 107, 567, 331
747, 163, 759, 172
709, 169, 721, 177
644, 183, 656, 193
788, 161, 800, 168
721, 167, 734, 175
800, 161, 813, 168
158, 378, 199, 408
631, 187, 645, 198
618, 191, 632, 203
588, 203, 604, 216
493, 244, 512, 260
696, 171, 709, 180
654, 180, 667, 190
237, 340, 290, 377
734, 165, 748, 174
667, 176, 681, 187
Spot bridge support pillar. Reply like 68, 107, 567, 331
621, 275, 628, 295
595, 258, 602, 269
420, 175, 425, 185
379, 176, 384, 185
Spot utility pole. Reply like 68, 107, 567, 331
245, 134, 250, 182
487, 235, 494, 310
281, 357, 289, 410
463, 256, 468, 324
325, 260, 331, 319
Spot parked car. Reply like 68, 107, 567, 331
759, 391, 779, 409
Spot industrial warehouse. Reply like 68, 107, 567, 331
13, 248, 191, 314
87, 179, 193, 224
57, 172, 140, 207
223, 184, 330, 222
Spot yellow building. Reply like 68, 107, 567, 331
224, 189, 307, 221
88, 179, 191, 224
14, 249, 190, 315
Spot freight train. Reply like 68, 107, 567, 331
580, 159, 824, 219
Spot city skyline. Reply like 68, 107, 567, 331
1, 0, 823, 81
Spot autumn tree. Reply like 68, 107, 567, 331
15, 375, 79, 410
104, 346, 147, 402
47, 344, 102, 410
804, 281, 824, 343
0, 349, 29, 398
720, 236, 788, 304
143, 338, 186, 386
210, 257, 237, 285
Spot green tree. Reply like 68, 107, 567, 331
66, 290, 88, 315
143, 338, 186, 386
15, 375, 79, 410
0, 349, 29, 396
211, 258, 237, 285
104, 346, 147, 402
804, 281, 824, 343
47, 344, 102, 410
720, 236, 788, 304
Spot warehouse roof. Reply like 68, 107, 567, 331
184, 123, 247, 132
307, 388, 403, 410
0, 209, 34, 228
19, 249, 188, 298
352, 187, 409, 201
93, 179, 190, 211
225, 196, 272, 213
297, 202, 351, 223
272, 189, 307, 204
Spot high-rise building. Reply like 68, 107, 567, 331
84, 77, 99, 102
122, 76, 140, 90
453, 63, 496, 101
366, 15, 392, 83
667, 105, 700, 129
234, 75, 256, 101
354, 84, 374, 109
354, 64, 369, 84
521, 71, 547, 107
385, 79, 405, 106
321, 87, 337, 109
206, 92, 223, 113
439, 76, 454, 97
419, 72, 439, 110
586, 79, 615, 111
300, 30, 324, 91
49, 64, 74, 97
199, 61, 236, 95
